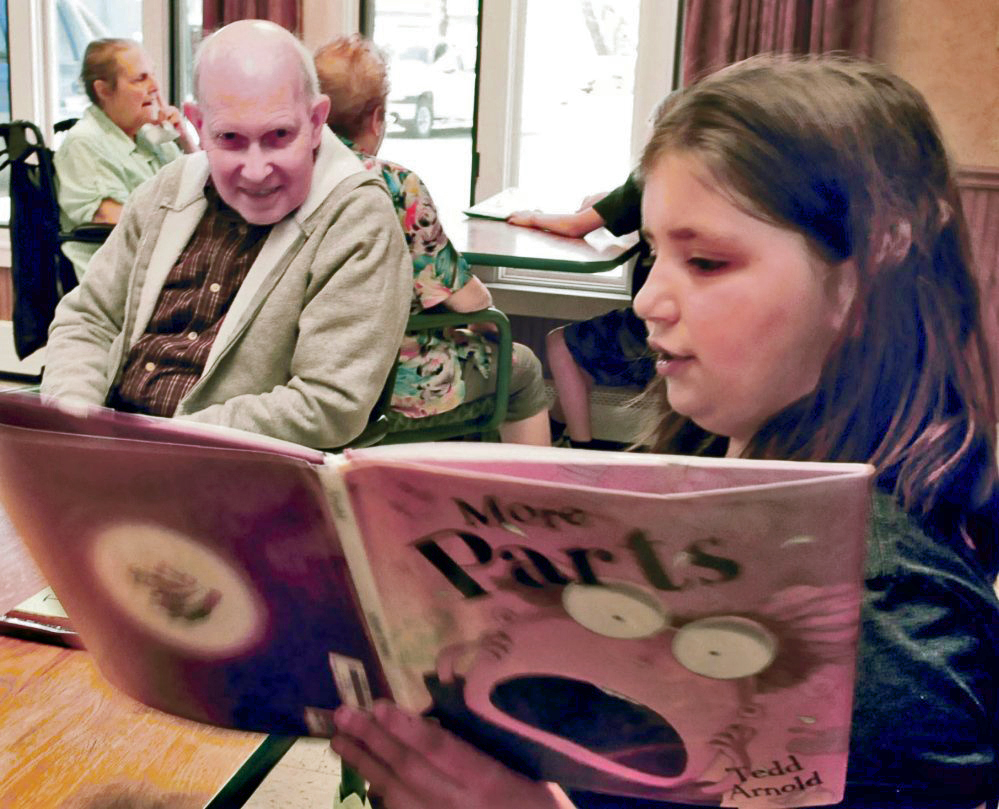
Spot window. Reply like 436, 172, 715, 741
0, 0, 10, 226
480, 0, 679, 294
365, 0, 680, 296
366, 0, 479, 214
172, 0, 201, 107
0, 0, 175, 233
0, 0, 9, 125
54, 0, 144, 121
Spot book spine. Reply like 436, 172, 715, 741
317, 459, 416, 708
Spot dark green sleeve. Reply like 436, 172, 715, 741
592, 172, 642, 237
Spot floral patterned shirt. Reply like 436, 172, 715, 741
345, 138, 492, 417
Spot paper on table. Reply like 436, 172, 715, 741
463, 187, 536, 220
0, 585, 82, 647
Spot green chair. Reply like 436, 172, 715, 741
378, 306, 512, 444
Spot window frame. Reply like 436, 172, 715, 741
0, 0, 174, 266
475, 0, 680, 297
359, 0, 680, 308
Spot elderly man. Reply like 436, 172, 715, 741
56, 38, 197, 279
40, 20, 411, 450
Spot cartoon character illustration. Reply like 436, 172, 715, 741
423, 580, 858, 804
129, 562, 223, 622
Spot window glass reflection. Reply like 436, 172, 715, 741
56, 0, 144, 122
515, 0, 639, 198
370, 0, 479, 213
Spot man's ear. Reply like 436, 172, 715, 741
310, 94, 332, 147
183, 101, 202, 135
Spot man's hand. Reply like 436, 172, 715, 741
466, 320, 499, 339
330, 701, 575, 809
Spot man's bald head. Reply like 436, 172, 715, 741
193, 20, 320, 106
183, 19, 331, 225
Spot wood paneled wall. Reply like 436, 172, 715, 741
957, 167, 999, 375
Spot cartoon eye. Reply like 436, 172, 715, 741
561, 582, 668, 639
672, 616, 777, 679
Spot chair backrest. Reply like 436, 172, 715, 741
0, 120, 79, 359
379, 306, 513, 443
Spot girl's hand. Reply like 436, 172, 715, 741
331, 700, 575, 809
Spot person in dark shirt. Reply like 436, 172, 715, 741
507, 177, 653, 447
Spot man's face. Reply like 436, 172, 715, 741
185, 64, 329, 225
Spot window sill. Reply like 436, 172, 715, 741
486, 281, 630, 320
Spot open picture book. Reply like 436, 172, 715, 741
0, 393, 874, 807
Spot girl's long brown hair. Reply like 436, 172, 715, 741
641, 55, 998, 576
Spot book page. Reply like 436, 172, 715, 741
9, 586, 68, 619
463, 187, 535, 220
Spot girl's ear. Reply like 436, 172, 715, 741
830, 258, 858, 333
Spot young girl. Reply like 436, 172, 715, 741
329, 55, 999, 809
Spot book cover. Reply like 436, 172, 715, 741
0, 396, 873, 807
329, 443, 873, 807
0, 395, 384, 735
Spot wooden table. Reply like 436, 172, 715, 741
442, 207, 640, 273
0, 510, 295, 809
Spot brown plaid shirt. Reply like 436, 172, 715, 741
110, 183, 272, 417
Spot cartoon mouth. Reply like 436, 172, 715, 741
490, 675, 687, 776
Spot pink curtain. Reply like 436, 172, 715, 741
202, 0, 301, 36
682, 0, 876, 85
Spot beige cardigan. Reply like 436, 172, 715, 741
41, 128, 412, 449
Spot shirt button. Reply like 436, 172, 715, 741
186, 331, 198, 341
209, 283, 221, 293
144, 361, 155, 372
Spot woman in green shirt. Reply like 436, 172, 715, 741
54, 38, 195, 279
